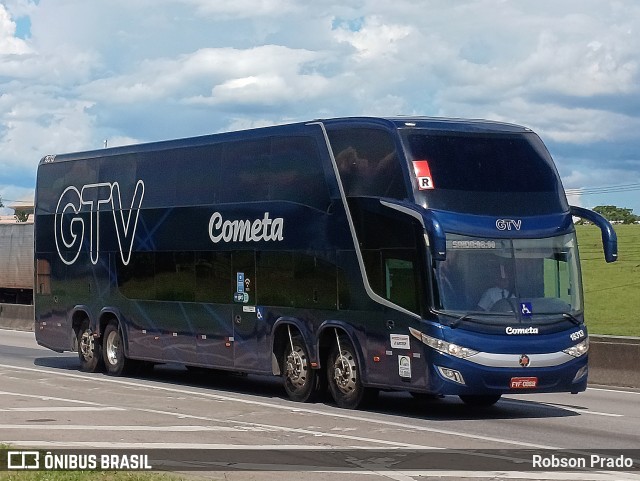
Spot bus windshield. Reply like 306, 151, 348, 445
435, 233, 582, 323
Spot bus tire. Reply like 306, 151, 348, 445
102, 321, 130, 376
78, 318, 103, 373
283, 335, 318, 403
459, 394, 501, 406
327, 335, 366, 409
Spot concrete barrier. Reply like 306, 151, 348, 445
0, 303, 33, 331
0, 307, 637, 389
588, 335, 640, 389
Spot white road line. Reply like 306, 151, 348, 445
0, 363, 562, 449
0, 406, 125, 412
501, 398, 624, 417
0, 389, 106, 405
0, 363, 561, 449
589, 386, 640, 396
0, 424, 275, 431
538, 403, 623, 417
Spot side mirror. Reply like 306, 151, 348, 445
570, 206, 618, 263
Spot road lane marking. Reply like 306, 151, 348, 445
0, 424, 276, 431
589, 386, 640, 396
3, 363, 628, 451
0, 389, 106, 405
0, 363, 563, 449
0, 406, 125, 412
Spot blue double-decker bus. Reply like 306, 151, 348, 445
34, 117, 617, 408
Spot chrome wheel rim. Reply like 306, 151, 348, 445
79, 330, 94, 361
333, 349, 357, 394
105, 330, 120, 366
285, 347, 308, 389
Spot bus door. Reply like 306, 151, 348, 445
231, 251, 263, 371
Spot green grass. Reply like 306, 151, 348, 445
576, 224, 640, 336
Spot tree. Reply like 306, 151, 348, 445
0, 196, 3, 208
14, 211, 29, 222
593, 205, 639, 224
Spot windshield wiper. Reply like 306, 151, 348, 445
562, 312, 582, 326
432, 309, 513, 328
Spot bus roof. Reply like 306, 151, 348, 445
39, 116, 531, 165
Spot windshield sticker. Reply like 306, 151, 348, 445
450, 240, 496, 249
520, 302, 533, 317
412, 160, 435, 190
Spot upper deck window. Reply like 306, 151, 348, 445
401, 130, 568, 215
327, 128, 407, 199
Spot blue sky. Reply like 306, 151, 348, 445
1, 0, 639, 214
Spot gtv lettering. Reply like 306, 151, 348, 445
496, 219, 522, 231
55, 180, 144, 266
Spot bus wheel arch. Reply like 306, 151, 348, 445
274, 323, 319, 403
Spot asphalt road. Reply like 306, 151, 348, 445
1, 328, 639, 481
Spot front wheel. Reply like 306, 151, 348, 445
327, 335, 369, 409
102, 321, 131, 376
459, 394, 502, 406
78, 319, 103, 373
283, 335, 318, 402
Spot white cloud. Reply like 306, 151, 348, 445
0, 4, 31, 54
1, 0, 640, 213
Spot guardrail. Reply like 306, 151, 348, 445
0, 304, 638, 389
588, 335, 640, 389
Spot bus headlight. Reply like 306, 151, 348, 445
410, 327, 478, 359
563, 338, 589, 358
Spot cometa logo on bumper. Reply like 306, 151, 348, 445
209, 212, 284, 244
506, 326, 539, 335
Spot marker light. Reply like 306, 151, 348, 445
563, 338, 589, 358
410, 327, 478, 359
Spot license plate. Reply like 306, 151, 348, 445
510, 377, 538, 389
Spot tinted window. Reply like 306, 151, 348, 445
257, 251, 339, 309
327, 128, 407, 199
402, 131, 568, 215
350, 200, 424, 314
118, 251, 232, 303
404, 132, 559, 192
218, 136, 331, 210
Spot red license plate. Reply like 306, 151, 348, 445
510, 377, 538, 389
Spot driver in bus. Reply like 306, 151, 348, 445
477, 262, 515, 311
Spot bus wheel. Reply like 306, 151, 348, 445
459, 394, 501, 407
103, 321, 129, 376
327, 335, 366, 409
283, 335, 317, 402
78, 319, 103, 373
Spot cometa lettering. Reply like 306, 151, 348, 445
506, 326, 539, 335
209, 212, 284, 243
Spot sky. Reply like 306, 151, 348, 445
1, 0, 640, 215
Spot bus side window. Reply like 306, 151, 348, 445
351, 202, 425, 315
271, 136, 331, 210
327, 128, 407, 199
